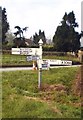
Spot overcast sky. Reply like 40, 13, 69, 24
0, 0, 82, 39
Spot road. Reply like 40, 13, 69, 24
0, 65, 81, 72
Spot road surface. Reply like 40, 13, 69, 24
0, 65, 81, 72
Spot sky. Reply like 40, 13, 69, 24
0, 0, 82, 39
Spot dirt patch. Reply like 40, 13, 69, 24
37, 84, 67, 102
41, 84, 66, 92
72, 70, 81, 96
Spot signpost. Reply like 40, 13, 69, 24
12, 39, 43, 89
12, 48, 42, 56
12, 40, 72, 89
47, 59, 72, 66
38, 39, 43, 89
27, 55, 39, 61
12, 48, 20, 55
41, 60, 50, 70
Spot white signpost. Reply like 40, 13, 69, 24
12, 39, 43, 89
47, 59, 72, 66
38, 39, 43, 89
12, 40, 72, 89
27, 55, 39, 61
12, 48, 20, 55
12, 48, 42, 56
41, 60, 50, 70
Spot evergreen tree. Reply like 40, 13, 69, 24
33, 30, 46, 45
33, 33, 39, 45
2, 8, 9, 44
53, 11, 81, 52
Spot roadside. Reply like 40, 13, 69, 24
0, 65, 81, 71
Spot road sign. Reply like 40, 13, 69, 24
11, 48, 20, 55
12, 48, 42, 56
27, 55, 39, 61
47, 59, 72, 66
26, 56, 33, 61
61, 60, 72, 66
20, 48, 42, 56
42, 63, 49, 70
37, 59, 49, 70
42, 60, 50, 70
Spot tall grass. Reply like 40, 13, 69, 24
2, 67, 81, 118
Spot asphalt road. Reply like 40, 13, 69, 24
0, 65, 81, 72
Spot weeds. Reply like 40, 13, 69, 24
2, 67, 81, 118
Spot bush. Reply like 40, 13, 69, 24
43, 45, 55, 51
43, 51, 67, 56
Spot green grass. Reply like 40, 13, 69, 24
2, 53, 79, 66
2, 54, 32, 66
0, 71, 2, 119
2, 67, 81, 118
43, 55, 79, 62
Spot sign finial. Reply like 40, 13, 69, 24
38, 39, 43, 45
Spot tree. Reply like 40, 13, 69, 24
53, 11, 81, 52
13, 26, 28, 47
33, 33, 39, 45
39, 30, 46, 44
33, 30, 46, 45
2, 8, 9, 44
6, 30, 15, 46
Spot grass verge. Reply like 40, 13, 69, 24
2, 54, 80, 66
2, 67, 81, 118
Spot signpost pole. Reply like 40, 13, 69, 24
38, 39, 43, 89
38, 68, 42, 89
